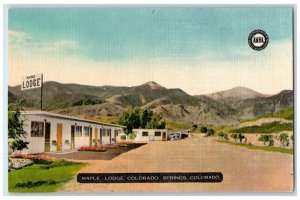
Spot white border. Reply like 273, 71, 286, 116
1, 1, 299, 200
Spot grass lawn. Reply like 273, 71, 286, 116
9, 160, 85, 193
215, 140, 293, 155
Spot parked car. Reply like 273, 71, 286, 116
168, 133, 181, 141
180, 132, 189, 139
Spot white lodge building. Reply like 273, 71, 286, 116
20, 111, 125, 154
133, 129, 168, 142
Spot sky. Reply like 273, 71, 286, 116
8, 7, 293, 95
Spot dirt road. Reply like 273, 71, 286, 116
59, 135, 293, 193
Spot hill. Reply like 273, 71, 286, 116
229, 90, 293, 120
9, 81, 293, 125
203, 86, 269, 104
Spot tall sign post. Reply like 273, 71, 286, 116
21, 73, 43, 110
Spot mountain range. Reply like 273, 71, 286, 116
8, 81, 293, 125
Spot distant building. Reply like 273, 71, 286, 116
133, 129, 168, 142
19, 111, 125, 154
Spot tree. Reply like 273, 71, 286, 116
8, 99, 29, 153
117, 108, 166, 135
223, 133, 229, 140
258, 134, 273, 146
231, 133, 238, 143
206, 128, 215, 136
145, 113, 166, 129
117, 108, 142, 134
200, 126, 208, 133
218, 132, 224, 140
140, 109, 153, 128
278, 133, 289, 148
269, 139, 274, 146
218, 132, 228, 140
192, 124, 198, 132
237, 133, 246, 143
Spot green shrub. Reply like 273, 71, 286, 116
200, 126, 208, 133
231, 133, 238, 142
269, 139, 274, 146
120, 135, 126, 140
218, 132, 228, 140
223, 133, 229, 140
278, 133, 289, 148
258, 134, 273, 146
206, 128, 215, 136
129, 133, 135, 140
218, 132, 224, 139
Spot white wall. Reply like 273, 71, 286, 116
20, 114, 124, 154
133, 129, 167, 143
22, 115, 47, 154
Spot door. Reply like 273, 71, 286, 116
114, 130, 118, 143
89, 127, 93, 146
71, 125, 75, 150
44, 122, 51, 152
56, 123, 63, 151
94, 127, 98, 146
109, 129, 112, 144
99, 128, 103, 145
163, 132, 167, 141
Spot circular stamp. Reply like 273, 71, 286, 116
248, 30, 269, 51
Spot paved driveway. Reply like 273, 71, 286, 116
59, 135, 293, 193
48, 144, 145, 160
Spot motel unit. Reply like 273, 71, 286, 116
20, 111, 125, 154
133, 129, 168, 142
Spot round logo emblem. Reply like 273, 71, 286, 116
248, 29, 269, 51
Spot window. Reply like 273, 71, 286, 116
102, 129, 107, 137
75, 126, 82, 136
102, 129, 111, 137
31, 121, 44, 137
142, 131, 148, 136
155, 131, 161, 137
114, 130, 119, 137
84, 126, 90, 136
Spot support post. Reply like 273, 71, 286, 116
40, 74, 43, 110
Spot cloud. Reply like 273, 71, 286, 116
8, 30, 293, 95
9, 30, 29, 42
9, 30, 79, 56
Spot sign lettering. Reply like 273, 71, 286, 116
21, 74, 43, 91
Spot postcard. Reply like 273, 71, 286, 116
6, 6, 294, 193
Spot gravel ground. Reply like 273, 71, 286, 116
59, 134, 293, 193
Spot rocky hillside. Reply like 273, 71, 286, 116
8, 81, 293, 125
203, 86, 270, 105
227, 90, 294, 120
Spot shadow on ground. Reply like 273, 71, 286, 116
47, 143, 146, 160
